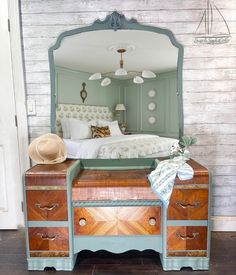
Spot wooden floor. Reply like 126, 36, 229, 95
0, 230, 235, 275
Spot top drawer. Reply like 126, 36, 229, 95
26, 190, 68, 221
25, 160, 76, 186
168, 189, 208, 220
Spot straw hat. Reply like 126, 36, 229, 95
28, 133, 67, 164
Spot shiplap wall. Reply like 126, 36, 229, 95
20, 1, 236, 220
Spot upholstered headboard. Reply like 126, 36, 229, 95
55, 104, 113, 136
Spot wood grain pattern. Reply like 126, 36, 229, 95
26, 190, 67, 221
74, 206, 161, 235
30, 251, 69, 257
25, 160, 75, 186
167, 251, 207, 257
167, 189, 208, 220
167, 226, 207, 250
28, 227, 69, 251
72, 161, 207, 201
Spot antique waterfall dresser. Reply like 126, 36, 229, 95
23, 158, 211, 271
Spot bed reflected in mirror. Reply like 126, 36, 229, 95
49, 13, 183, 159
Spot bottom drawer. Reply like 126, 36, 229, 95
167, 226, 207, 251
74, 206, 161, 236
28, 227, 69, 251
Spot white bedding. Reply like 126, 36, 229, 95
64, 134, 178, 159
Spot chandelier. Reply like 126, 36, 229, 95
88, 48, 156, 86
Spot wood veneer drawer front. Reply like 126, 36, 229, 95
167, 226, 207, 251
74, 206, 161, 236
28, 227, 69, 251
168, 189, 208, 220
26, 190, 67, 221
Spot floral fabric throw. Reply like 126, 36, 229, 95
148, 156, 194, 206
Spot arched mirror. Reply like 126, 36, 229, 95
49, 11, 183, 160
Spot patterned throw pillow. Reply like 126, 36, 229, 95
91, 126, 111, 138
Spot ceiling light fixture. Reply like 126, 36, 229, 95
89, 48, 156, 86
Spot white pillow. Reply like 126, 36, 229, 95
70, 119, 96, 140
97, 119, 112, 126
97, 120, 123, 136
61, 118, 71, 139
109, 121, 123, 136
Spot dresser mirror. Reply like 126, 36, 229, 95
49, 11, 183, 159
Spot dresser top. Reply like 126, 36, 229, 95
73, 159, 208, 188
25, 160, 76, 176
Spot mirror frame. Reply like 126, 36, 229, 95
48, 11, 184, 138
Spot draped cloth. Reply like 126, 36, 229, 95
147, 156, 194, 206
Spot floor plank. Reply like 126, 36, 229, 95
0, 230, 235, 275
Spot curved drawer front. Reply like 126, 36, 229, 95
167, 226, 207, 250
28, 227, 69, 251
26, 190, 67, 221
74, 206, 161, 236
168, 189, 208, 220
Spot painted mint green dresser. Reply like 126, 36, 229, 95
23, 158, 210, 271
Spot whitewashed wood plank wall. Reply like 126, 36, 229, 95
20, 0, 236, 221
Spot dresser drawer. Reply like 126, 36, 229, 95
74, 206, 161, 236
168, 189, 208, 220
28, 227, 69, 251
167, 226, 207, 250
26, 190, 67, 221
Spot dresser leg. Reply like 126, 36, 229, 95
160, 255, 209, 271
27, 253, 78, 271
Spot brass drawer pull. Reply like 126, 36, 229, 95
176, 201, 200, 209
148, 217, 157, 226
79, 218, 87, 226
36, 233, 58, 241
35, 203, 59, 211
176, 231, 199, 240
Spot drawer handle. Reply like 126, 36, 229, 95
176, 201, 200, 209
176, 231, 199, 240
36, 233, 58, 241
79, 218, 87, 226
148, 217, 157, 226
35, 203, 59, 211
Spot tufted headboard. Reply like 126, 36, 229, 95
55, 104, 113, 136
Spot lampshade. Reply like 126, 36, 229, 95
115, 103, 126, 111
115, 68, 127, 76
101, 77, 111, 86
89, 72, 102, 80
142, 70, 156, 78
133, 76, 144, 84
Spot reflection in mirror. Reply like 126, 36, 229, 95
50, 14, 183, 159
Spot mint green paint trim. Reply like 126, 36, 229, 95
22, 174, 30, 259
74, 236, 162, 254
66, 160, 81, 260
28, 221, 69, 227
49, 11, 184, 138
167, 220, 208, 226
207, 170, 212, 258
79, 158, 156, 169
27, 256, 77, 271
73, 200, 162, 208
160, 256, 209, 271
162, 205, 167, 258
